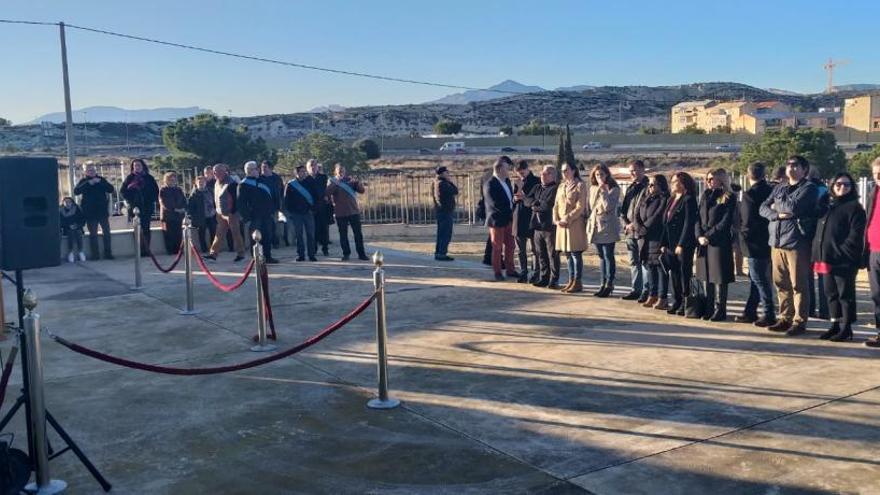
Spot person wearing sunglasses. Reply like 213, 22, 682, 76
812, 172, 866, 342
863, 157, 880, 348
695, 168, 736, 321
633, 174, 670, 309
759, 155, 819, 336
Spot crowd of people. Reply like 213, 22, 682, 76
456, 154, 880, 348
65, 158, 373, 267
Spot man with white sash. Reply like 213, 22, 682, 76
206, 163, 246, 262
326, 163, 368, 261
238, 160, 279, 264
284, 165, 318, 261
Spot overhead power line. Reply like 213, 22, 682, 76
1, 18, 806, 106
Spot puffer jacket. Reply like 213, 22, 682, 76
812, 192, 866, 272
759, 179, 818, 250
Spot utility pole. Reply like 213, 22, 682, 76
59, 22, 76, 195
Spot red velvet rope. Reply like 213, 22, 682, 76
144, 242, 185, 273
50, 292, 377, 376
191, 245, 255, 292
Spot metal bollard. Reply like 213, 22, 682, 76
250, 230, 276, 352
179, 216, 199, 315
132, 207, 143, 291
22, 290, 68, 494
367, 251, 400, 409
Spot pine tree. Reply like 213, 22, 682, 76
565, 124, 576, 168
557, 131, 566, 167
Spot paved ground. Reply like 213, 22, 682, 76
1, 242, 879, 494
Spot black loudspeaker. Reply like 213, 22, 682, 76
0, 156, 61, 270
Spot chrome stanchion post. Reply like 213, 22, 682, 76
367, 251, 400, 409
22, 290, 68, 494
132, 207, 143, 291
179, 216, 199, 315
250, 230, 276, 352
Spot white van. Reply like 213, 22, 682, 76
439, 141, 466, 153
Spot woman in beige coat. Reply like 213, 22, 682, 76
554, 163, 588, 293
586, 164, 621, 297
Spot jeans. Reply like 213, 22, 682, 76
566, 251, 583, 284
435, 210, 454, 257
648, 264, 668, 298
870, 252, 880, 328
86, 216, 112, 259
534, 230, 559, 283
290, 212, 316, 258
595, 243, 616, 285
744, 257, 775, 319
337, 214, 366, 257
626, 237, 648, 294
65, 230, 83, 254
248, 215, 275, 259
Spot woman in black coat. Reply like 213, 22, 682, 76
634, 174, 670, 309
662, 172, 699, 316
695, 168, 736, 321
813, 172, 866, 342
121, 158, 160, 254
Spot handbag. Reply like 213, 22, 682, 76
685, 278, 707, 318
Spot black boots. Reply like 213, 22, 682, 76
819, 322, 840, 340
830, 324, 853, 342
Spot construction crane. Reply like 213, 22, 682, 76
824, 58, 850, 93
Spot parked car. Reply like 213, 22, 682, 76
714, 144, 737, 152
439, 141, 466, 152
418, 148, 433, 155
582, 142, 607, 150
500, 147, 517, 153
856, 143, 874, 151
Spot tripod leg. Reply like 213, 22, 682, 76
46, 410, 112, 492
0, 394, 24, 431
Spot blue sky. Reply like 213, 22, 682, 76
2, 0, 878, 124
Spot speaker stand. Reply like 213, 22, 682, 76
0, 270, 112, 492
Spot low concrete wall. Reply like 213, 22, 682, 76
61, 222, 488, 259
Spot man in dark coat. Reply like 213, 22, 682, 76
526, 165, 560, 289
432, 166, 458, 261
759, 155, 819, 336
308, 160, 333, 256
284, 165, 319, 262
483, 156, 517, 281
620, 159, 650, 300
864, 157, 880, 348
74, 161, 115, 260
238, 161, 278, 263
736, 162, 775, 326
260, 161, 285, 249
512, 160, 541, 283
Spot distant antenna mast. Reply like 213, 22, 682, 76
823, 57, 850, 93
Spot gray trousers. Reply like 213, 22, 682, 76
290, 212, 316, 258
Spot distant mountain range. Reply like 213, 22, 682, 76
26, 106, 212, 125
307, 104, 347, 113
429, 80, 547, 104
832, 84, 880, 92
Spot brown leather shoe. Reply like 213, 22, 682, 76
642, 296, 659, 308
653, 299, 669, 310
564, 280, 583, 293
560, 279, 575, 292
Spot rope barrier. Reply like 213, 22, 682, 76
191, 245, 255, 292
50, 292, 377, 376
144, 242, 185, 274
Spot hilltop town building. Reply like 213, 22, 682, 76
671, 99, 840, 134
843, 94, 880, 133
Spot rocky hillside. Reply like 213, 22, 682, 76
0, 82, 865, 153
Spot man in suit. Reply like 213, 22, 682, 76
620, 159, 650, 300
526, 165, 560, 289
483, 156, 518, 281
736, 162, 775, 327
512, 160, 542, 283
308, 159, 332, 256
864, 157, 880, 348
